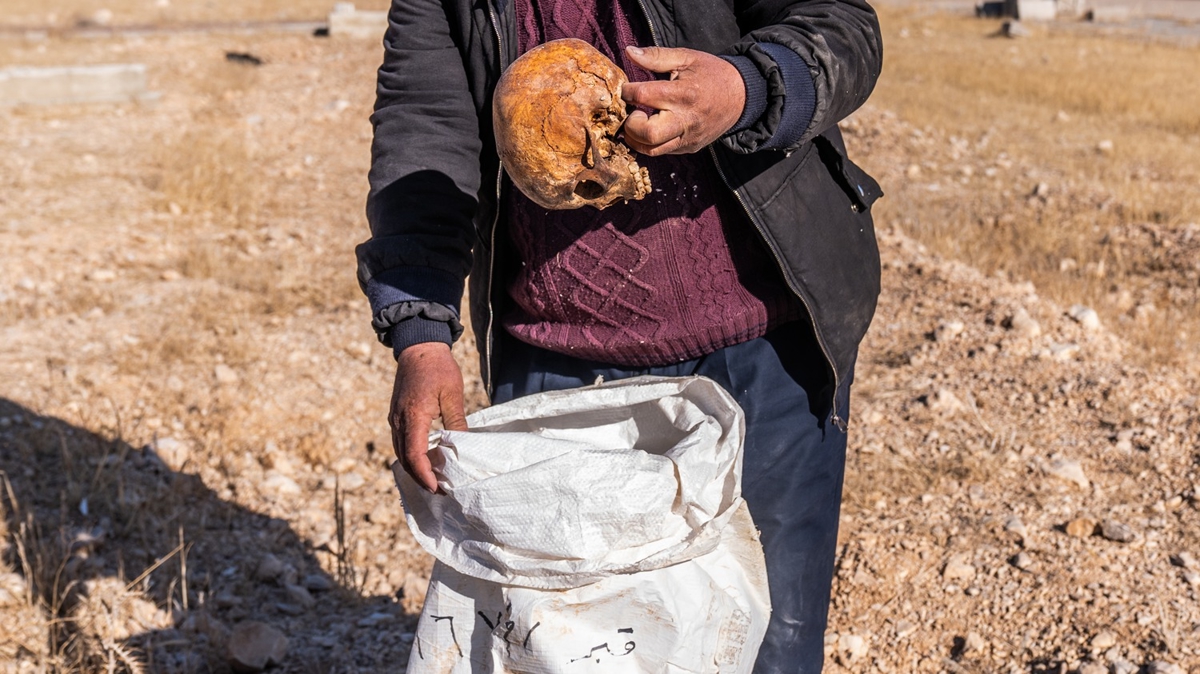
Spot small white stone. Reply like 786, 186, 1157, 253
1147, 662, 1184, 674
1091, 630, 1116, 650
1111, 660, 1138, 674
1008, 306, 1042, 338
228, 621, 288, 673
214, 592, 242, 608
0, 572, 28, 607
255, 554, 285, 582
963, 631, 985, 653
1068, 304, 1102, 331
927, 388, 965, 414
1171, 551, 1197, 569
150, 437, 190, 471
934, 320, 965, 341
332, 457, 358, 474
339, 471, 366, 492
214, 364, 239, 385
1048, 342, 1081, 361
302, 574, 334, 592
368, 503, 399, 527
1004, 516, 1028, 541
1097, 139, 1115, 154
1100, 519, 1137, 543
943, 553, 976, 582
357, 612, 394, 628
1004, 20, 1031, 37
1134, 303, 1157, 323
262, 471, 301, 496
345, 341, 372, 361
1046, 457, 1089, 489
284, 584, 315, 609
837, 633, 867, 662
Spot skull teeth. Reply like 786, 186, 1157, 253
639, 167, 652, 198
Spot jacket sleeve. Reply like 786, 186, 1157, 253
720, 0, 882, 154
355, 0, 483, 353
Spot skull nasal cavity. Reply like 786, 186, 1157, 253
574, 180, 606, 200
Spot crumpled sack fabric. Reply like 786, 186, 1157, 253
396, 375, 771, 674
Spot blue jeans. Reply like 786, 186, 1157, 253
491, 321, 849, 673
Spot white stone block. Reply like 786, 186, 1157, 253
1057, 0, 1087, 17
1006, 0, 1057, 19
328, 4, 388, 39
1087, 5, 1132, 21
0, 64, 149, 106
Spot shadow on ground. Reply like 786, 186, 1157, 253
0, 397, 415, 673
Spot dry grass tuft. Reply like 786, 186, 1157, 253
155, 57, 264, 224
158, 129, 259, 223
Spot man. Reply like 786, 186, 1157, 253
357, 0, 883, 670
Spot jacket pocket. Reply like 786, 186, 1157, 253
758, 141, 817, 211
814, 134, 883, 213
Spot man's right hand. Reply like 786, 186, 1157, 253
389, 341, 467, 493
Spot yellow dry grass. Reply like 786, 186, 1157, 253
865, 6, 1200, 367
878, 11, 1200, 139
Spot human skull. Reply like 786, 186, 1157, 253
493, 38, 652, 211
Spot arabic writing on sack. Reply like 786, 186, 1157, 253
414, 603, 636, 665
567, 627, 636, 664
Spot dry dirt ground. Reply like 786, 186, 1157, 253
1, 4, 1198, 674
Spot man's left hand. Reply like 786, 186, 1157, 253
620, 45, 746, 157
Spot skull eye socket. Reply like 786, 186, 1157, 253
573, 180, 606, 200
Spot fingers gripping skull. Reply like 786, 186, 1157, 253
493, 39, 652, 210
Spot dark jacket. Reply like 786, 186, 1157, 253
357, 0, 884, 429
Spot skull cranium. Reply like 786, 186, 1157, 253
493, 38, 652, 210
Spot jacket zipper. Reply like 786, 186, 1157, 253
484, 1, 508, 398
631, 0, 847, 431
708, 147, 846, 431
633, 0, 659, 45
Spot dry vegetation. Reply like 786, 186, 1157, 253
864, 6, 1200, 368
1, 2, 1198, 673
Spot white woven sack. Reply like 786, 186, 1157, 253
396, 375, 771, 674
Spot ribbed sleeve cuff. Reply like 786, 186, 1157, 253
756, 42, 817, 151
389, 317, 454, 358
719, 55, 769, 135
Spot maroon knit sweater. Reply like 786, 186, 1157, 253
502, 0, 798, 367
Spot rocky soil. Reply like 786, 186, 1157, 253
1, 12, 1198, 674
